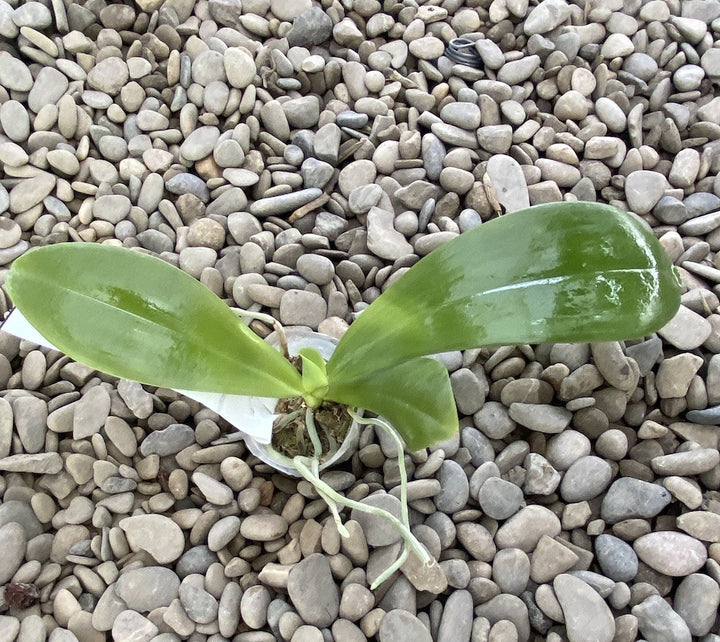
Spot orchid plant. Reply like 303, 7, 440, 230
5, 201, 681, 587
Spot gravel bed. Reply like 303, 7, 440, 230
1, 0, 720, 641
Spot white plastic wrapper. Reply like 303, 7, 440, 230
1, 308, 277, 444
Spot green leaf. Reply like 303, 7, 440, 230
299, 347, 329, 407
6, 243, 304, 398
327, 356, 457, 451
328, 202, 681, 385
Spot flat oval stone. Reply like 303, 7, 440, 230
495, 505, 561, 552
378, 609, 432, 642
115, 567, 180, 611
594, 533, 638, 582
9, 173, 56, 214
437, 590, 473, 642
180, 126, 220, 161
433, 460, 469, 513
625, 170, 667, 214
119, 514, 185, 563
240, 514, 288, 541
287, 554, 339, 628
0, 52, 32, 91
478, 477, 523, 520
674, 573, 720, 637
0, 522, 26, 583
140, 423, 195, 457
676, 511, 720, 542
554, 573, 615, 642
600, 477, 672, 524
650, 448, 720, 476
350, 493, 403, 546
632, 594, 692, 642
559, 455, 613, 502
508, 403, 571, 433
87, 57, 129, 96
633, 531, 707, 576
250, 188, 322, 217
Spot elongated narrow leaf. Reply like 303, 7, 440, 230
327, 356, 457, 451
6, 244, 304, 398
328, 202, 681, 385
299, 347, 329, 405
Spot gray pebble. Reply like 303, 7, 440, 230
492, 548, 531, 596
140, 423, 195, 457
559, 455, 613, 502
119, 514, 185, 564
279, 290, 327, 328
495, 505, 561, 553
115, 567, 180, 611
351, 493, 403, 546
497, 55, 541, 85
378, 609, 431, 642
296, 254, 334, 285
175, 546, 219, 578
625, 170, 667, 214
87, 57, 129, 95
166, 173, 210, 202
673, 573, 720, 637
180, 582, 219, 624
13, 396, 47, 454
651, 448, 720, 476
434, 460, 469, 513
240, 514, 288, 541
0, 522, 26, 583
438, 590, 473, 642
601, 477, 672, 524
180, 125, 220, 162
523, 453, 561, 496
478, 477, 523, 520
634, 531, 707, 576
0, 500, 43, 538
474, 594, 530, 641
287, 7, 333, 47
508, 403, 571, 433
545, 430, 591, 470
287, 554, 339, 628
632, 595, 691, 642
0, 53, 32, 91
594, 534, 638, 582
111, 611, 158, 642
250, 188, 323, 217
450, 368, 485, 415
13, 1, 53, 28
554, 573, 614, 642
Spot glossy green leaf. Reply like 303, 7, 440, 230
327, 356, 457, 451
328, 202, 681, 386
6, 243, 304, 398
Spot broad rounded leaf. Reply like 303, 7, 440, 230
328, 202, 681, 385
327, 356, 457, 451
6, 244, 304, 398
